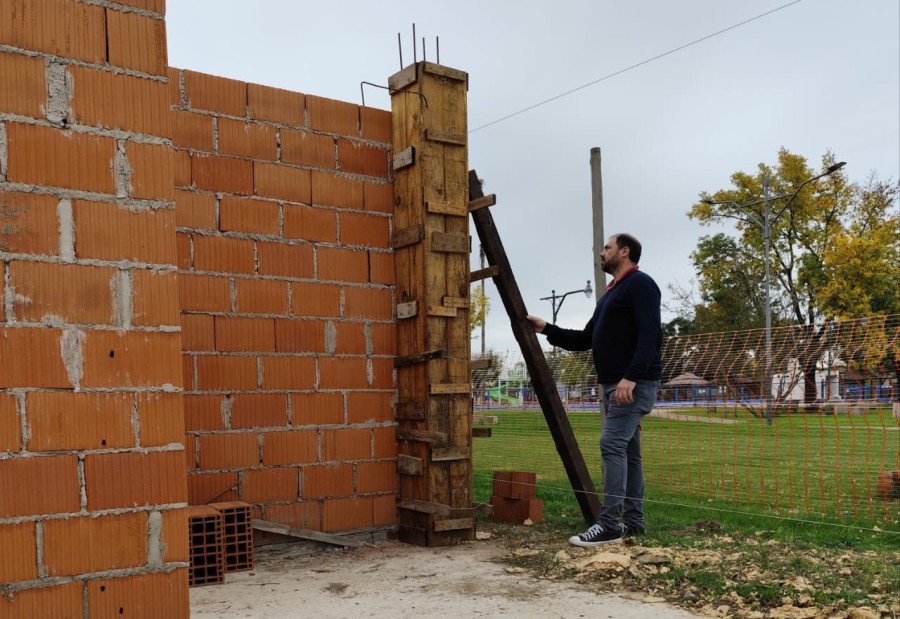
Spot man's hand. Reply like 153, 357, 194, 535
526, 315, 547, 333
615, 378, 636, 404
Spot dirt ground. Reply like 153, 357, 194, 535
190, 537, 703, 619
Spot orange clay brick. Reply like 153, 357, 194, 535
317, 247, 368, 283
231, 393, 288, 429
196, 355, 259, 391
7, 123, 115, 193
363, 181, 394, 214
174, 150, 191, 187
176, 231, 190, 270
302, 463, 353, 499
0, 0, 105, 63
182, 354, 194, 391
174, 189, 217, 229
131, 268, 180, 326
323, 496, 373, 532
347, 392, 394, 424
214, 316, 275, 352
333, 322, 366, 355
234, 278, 289, 315
26, 391, 134, 451
0, 191, 59, 255
311, 170, 364, 209
127, 141, 175, 201
372, 427, 396, 459
0, 393, 21, 452
357, 461, 397, 494
307, 95, 359, 136
192, 234, 255, 274
292, 393, 344, 426
257, 242, 313, 279
183, 70, 246, 117
242, 467, 298, 503
184, 435, 197, 469
338, 139, 389, 178
106, 9, 167, 76
106, 0, 165, 13
322, 428, 371, 461
373, 493, 397, 526
248, 83, 304, 126
8, 261, 115, 325
0, 582, 83, 619
84, 450, 187, 510
369, 251, 395, 285
170, 109, 215, 152
262, 430, 317, 466
72, 200, 177, 265
274, 319, 326, 353
81, 330, 183, 388
181, 313, 215, 351
343, 286, 393, 320
369, 323, 397, 355
177, 273, 232, 312
217, 118, 277, 160
0, 521, 37, 582
260, 356, 316, 390
182, 394, 225, 432
0, 51, 47, 117
340, 211, 390, 248
360, 107, 392, 143
137, 392, 185, 447
370, 359, 393, 389
319, 358, 369, 390
0, 327, 71, 389
264, 502, 320, 530
219, 196, 279, 235
67, 66, 170, 137
160, 507, 190, 563
282, 204, 336, 243
280, 129, 334, 168
198, 433, 259, 469
43, 512, 148, 577
167, 67, 182, 106
192, 154, 254, 195
290, 282, 341, 317
87, 571, 190, 619
254, 162, 311, 203
0, 455, 80, 517
187, 471, 238, 504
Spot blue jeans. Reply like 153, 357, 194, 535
597, 379, 659, 530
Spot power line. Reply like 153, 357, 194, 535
469, 0, 804, 133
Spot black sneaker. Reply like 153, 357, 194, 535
568, 523, 623, 547
623, 523, 645, 538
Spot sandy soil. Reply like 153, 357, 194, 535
190, 538, 703, 619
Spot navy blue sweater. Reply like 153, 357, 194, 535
542, 270, 662, 383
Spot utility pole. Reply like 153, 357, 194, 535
479, 244, 486, 354
590, 148, 607, 294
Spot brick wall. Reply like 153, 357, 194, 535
168, 69, 398, 533
0, 0, 189, 616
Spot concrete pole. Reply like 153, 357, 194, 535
590, 148, 607, 293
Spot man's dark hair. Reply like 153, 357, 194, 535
613, 233, 642, 264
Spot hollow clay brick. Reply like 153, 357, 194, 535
174, 189, 217, 229
214, 316, 275, 352
260, 356, 316, 390
363, 181, 394, 214
87, 571, 190, 618
306, 95, 359, 137
0, 393, 21, 452
373, 493, 398, 526
170, 110, 215, 152
183, 70, 246, 117
230, 393, 288, 429
280, 129, 334, 169
368, 251, 395, 285
219, 196, 279, 235
323, 496, 372, 532
248, 83, 304, 126
369, 358, 394, 390
322, 428, 370, 461
0, 455, 80, 517
67, 66, 170, 137
360, 107, 392, 143
357, 461, 397, 494
262, 430, 317, 466
291, 393, 344, 426
84, 450, 187, 510
160, 507, 190, 563
106, 9, 167, 76
127, 141, 176, 201
9, 261, 115, 325
187, 471, 238, 505
217, 118, 276, 161
372, 427, 396, 459
137, 392, 185, 447
316, 247, 368, 283
346, 392, 393, 425
242, 467, 298, 503
290, 282, 341, 317
43, 512, 149, 576
0, 191, 59, 255
26, 391, 134, 451
182, 394, 225, 432
343, 286, 393, 319
191, 154, 253, 195
0, 328, 71, 389
368, 323, 397, 355
333, 322, 366, 355
198, 433, 260, 470
282, 204, 336, 243
254, 162, 311, 203
0, 582, 83, 619
72, 200, 177, 265
264, 501, 321, 530
131, 268, 180, 326
303, 463, 353, 499
318, 358, 369, 390
0, 522, 37, 582
192, 234, 255, 274
311, 170, 364, 210
274, 319, 326, 353
0, 51, 47, 117
340, 211, 390, 248
0, 0, 106, 63
234, 279, 289, 315
196, 355, 259, 391
337, 139, 389, 178
80, 330, 183, 388
177, 274, 232, 313
257, 242, 314, 279
180, 313, 215, 351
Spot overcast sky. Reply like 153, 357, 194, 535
166, 0, 900, 355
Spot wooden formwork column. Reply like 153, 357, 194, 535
389, 61, 474, 546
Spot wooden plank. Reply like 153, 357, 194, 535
433, 518, 474, 532
398, 454, 424, 476
397, 499, 451, 516
393, 146, 415, 171
397, 429, 448, 445
467, 194, 496, 212
388, 64, 418, 91
470, 358, 493, 370
442, 296, 469, 308
426, 201, 467, 217
392, 224, 424, 249
469, 265, 499, 282
427, 305, 457, 318
431, 446, 470, 462
468, 169, 602, 524
472, 427, 492, 438
394, 349, 444, 368
432, 232, 469, 254
473, 414, 498, 425
397, 301, 418, 319
429, 383, 470, 395
252, 520, 364, 548
423, 62, 467, 83
395, 401, 426, 420
424, 129, 467, 146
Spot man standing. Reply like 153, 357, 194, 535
527, 233, 662, 547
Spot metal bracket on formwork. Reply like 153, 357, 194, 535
361, 80, 427, 108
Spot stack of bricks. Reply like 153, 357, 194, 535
210, 501, 254, 573
169, 67, 399, 533
0, 0, 189, 616
490, 471, 544, 524
187, 506, 224, 587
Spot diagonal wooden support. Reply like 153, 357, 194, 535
468, 169, 602, 524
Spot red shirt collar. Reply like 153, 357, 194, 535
605, 265, 640, 290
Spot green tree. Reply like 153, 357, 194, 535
470, 283, 489, 340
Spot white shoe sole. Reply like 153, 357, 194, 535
568, 535, 623, 547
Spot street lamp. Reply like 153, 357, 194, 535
703, 161, 846, 425
541, 280, 593, 324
